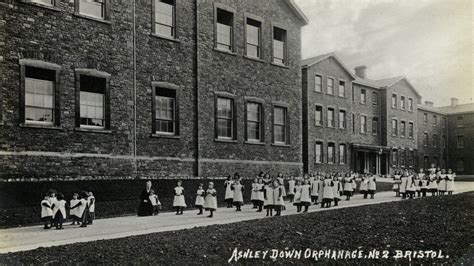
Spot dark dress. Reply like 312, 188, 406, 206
138, 189, 153, 216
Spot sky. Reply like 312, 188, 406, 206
294, 0, 473, 107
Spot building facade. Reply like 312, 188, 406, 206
0, 0, 308, 179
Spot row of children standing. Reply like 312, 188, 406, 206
41, 190, 95, 229
392, 168, 456, 199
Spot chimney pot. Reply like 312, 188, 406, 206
355, 65, 367, 79
451, 97, 458, 107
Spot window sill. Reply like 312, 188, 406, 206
271, 143, 290, 148
338, 96, 346, 99
243, 55, 265, 63
315, 124, 323, 127
19, 123, 62, 130
360, 102, 367, 105
244, 140, 265, 146
271, 62, 290, 69
23, 2, 61, 12
150, 33, 180, 43
151, 133, 180, 139
73, 13, 111, 25
214, 138, 238, 143
213, 47, 237, 56
75, 127, 112, 134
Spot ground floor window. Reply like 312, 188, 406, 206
79, 75, 106, 128
24, 66, 56, 125
154, 87, 177, 135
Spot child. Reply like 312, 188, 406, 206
264, 180, 275, 217
406, 172, 416, 199
79, 191, 89, 227
420, 174, 429, 197
87, 191, 95, 224
428, 170, 438, 196
69, 193, 81, 225
203, 182, 217, 218
53, 193, 67, 230
232, 179, 244, 211
255, 178, 265, 212
251, 178, 259, 209
41, 194, 53, 229
287, 176, 296, 203
276, 172, 286, 200
350, 171, 357, 196
343, 173, 353, 201
293, 179, 302, 212
392, 170, 401, 197
359, 174, 369, 199
49, 190, 58, 228
322, 174, 334, 208
416, 169, 424, 197
300, 179, 312, 212
446, 169, 455, 195
195, 184, 205, 215
273, 179, 284, 216
438, 169, 447, 195
173, 180, 186, 215
317, 175, 324, 203
367, 174, 376, 199
332, 175, 342, 206
400, 172, 408, 199
310, 176, 319, 205
150, 189, 161, 215
224, 175, 234, 208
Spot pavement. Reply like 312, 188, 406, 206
1, 182, 473, 254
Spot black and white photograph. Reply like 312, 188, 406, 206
0, 0, 473, 264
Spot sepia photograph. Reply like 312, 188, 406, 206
0, 0, 473, 264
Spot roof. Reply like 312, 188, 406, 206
438, 103, 474, 114
301, 52, 356, 79
352, 77, 381, 89
417, 104, 447, 115
284, 0, 309, 25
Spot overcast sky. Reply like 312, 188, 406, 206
294, 0, 473, 106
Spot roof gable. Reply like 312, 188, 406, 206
284, 0, 309, 25
302, 53, 356, 79
378, 76, 422, 98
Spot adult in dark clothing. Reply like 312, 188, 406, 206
138, 181, 154, 216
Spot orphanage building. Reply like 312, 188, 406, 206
0, 0, 308, 179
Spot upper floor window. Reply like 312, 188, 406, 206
216, 97, 234, 139
457, 116, 464, 127
339, 144, 346, 165
246, 18, 261, 59
315, 75, 322, 93
391, 119, 398, 136
442, 135, 446, 148
433, 115, 437, 125
360, 89, 366, 104
327, 107, 335, 128
327, 78, 334, 95
372, 117, 378, 135
433, 134, 438, 148
154, 87, 177, 135
423, 113, 428, 124
216, 8, 234, 51
400, 96, 406, 110
31, 0, 54, 6
24, 67, 56, 125
273, 27, 287, 65
457, 135, 464, 148
360, 115, 367, 133
79, 75, 106, 128
246, 102, 262, 142
372, 91, 378, 105
391, 94, 397, 108
315, 105, 323, 126
315, 142, 323, 164
153, 0, 176, 38
338, 110, 346, 129
78, 0, 106, 20
408, 98, 413, 111
408, 122, 414, 138
442, 117, 446, 128
273, 106, 288, 144
327, 143, 335, 164
423, 133, 428, 146
400, 121, 406, 138
392, 149, 398, 165
338, 81, 345, 97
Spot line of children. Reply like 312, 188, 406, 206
392, 168, 456, 199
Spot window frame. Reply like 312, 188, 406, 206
327, 142, 335, 165
372, 91, 378, 106
457, 135, 464, 148
339, 143, 346, 165
400, 95, 406, 110
391, 93, 397, 109
244, 13, 264, 60
327, 107, 335, 128
152, 0, 177, 39
272, 104, 290, 145
214, 3, 236, 53
271, 24, 288, 66
338, 109, 346, 129
408, 97, 413, 112
360, 115, 367, 134
245, 100, 264, 143
314, 74, 322, 93
326, 77, 334, 95
215, 94, 237, 141
75, 0, 110, 21
338, 80, 346, 98
408, 122, 414, 138
151, 81, 180, 136
314, 104, 323, 127
457, 116, 464, 127
360, 88, 366, 104
315, 141, 323, 164
391, 119, 398, 137
423, 132, 429, 147
372, 117, 378, 135
433, 134, 438, 148
27, 0, 57, 8
400, 120, 406, 138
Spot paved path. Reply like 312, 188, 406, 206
1, 182, 473, 254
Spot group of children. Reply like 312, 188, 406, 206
392, 167, 456, 199
172, 180, 218, 218
41, 190, 95, 229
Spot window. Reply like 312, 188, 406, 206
442, 135, 446, 148
78, 0, 106, 20
392, 94, 397, 108
423, 133, 428, 147
392, 150, 398, 165
391, 119, 398, 136
216, 97, 234, 139
400, 121, 406, 138
245, 18, 261, 58
327, 143, 335, 164
338, 81, 345, 97
423, 113, 428, 124
442, 117, 446, 128
216, 8, 233, 51
408, 150, 415, 167
314, 75, 322, 92
315, 142, 323, 163
408, 98, 413, 111
457, 135, 464, 148
327, 78, 334, 95
79, 75, 106, 128
400, 149, 406, 167
31, 0, 54, 6
153, 0, 175, 38
408, 122, 414, 138
315, 105, 323, 126
457, 159, 464, 172
372, 117, 378, 135
24, 66, 56, 125
273, 27, 287, 65
351, 85, 355, 102
327, 108, 335, 127
360, 115, 367, 133
339, 144, 346, 164
246, 102, 262, 141
433, 115, 437, 125
372, 91, 378, 105
457, 116, 463, 127
433, 134, 438, 148
424, 156, 429, 169
338, 110, 346, 129
154, 87, 177, 135
400, 96, 405, 110
433, 157, 438, 167
273, 106, 287, 144
360, 89, 366, 104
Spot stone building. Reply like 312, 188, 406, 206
0, 0, 308, 179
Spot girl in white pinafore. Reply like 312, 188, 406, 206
251, 178, 259, 209
317, 175, 324, 203
224, 176, 234, 208
300, 179, 312, 212
41, 194, 53, 229
406, 173, 416, 199
392, 170, 402, 197
277, 172, 286, 199
446, 169, 456, 195
343, 173, 353, 200
264, 182, 275, 217
293, 179, 303, 212
438, 170, 447, 195
272, 179, 285, 216
53, 193, 67, 230
310, 176, 320, 205
350, 171, 357, 195
203, 182, 217, 218
428, 170, 438, 196
399, 172, 408, 199
416, 169, 424, 197
367, 174, 377, 199
420, 174, 429, 197
322, 175, 334, 208
195, 184, 205, 215
359, 174, 369, 199
173, 180, 186, 215
287, 176, 296, 203
232, 179, 244, 211
332, 175, 342, 206
69, 193, 81, 225
255, 178, 265, 212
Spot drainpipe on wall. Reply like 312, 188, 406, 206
132, 0, 138, 177
194, 0, 200, 177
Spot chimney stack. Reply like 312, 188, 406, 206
451, 97, 458, 107
355, 65, 367, 79
424, 101, 433, 107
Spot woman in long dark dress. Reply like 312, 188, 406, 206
138, 181, 154, 216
